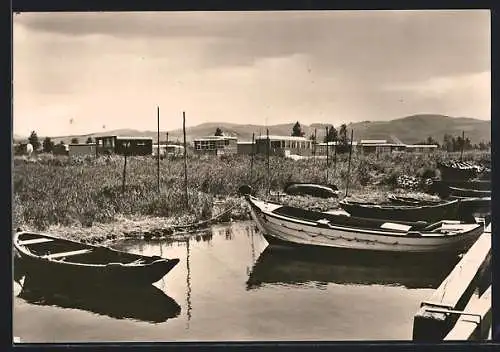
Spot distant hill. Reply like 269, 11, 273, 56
14, 114, 491, 145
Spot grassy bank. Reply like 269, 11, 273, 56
12, 150, 490, 242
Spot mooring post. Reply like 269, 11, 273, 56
122, 143, 128, 193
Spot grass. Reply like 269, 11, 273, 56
12, 150, 490, 239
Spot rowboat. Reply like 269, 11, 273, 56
338, 198, 461, 223
283, 182, 339, 198
16, 273, 181, 323
245, 195, 483, 253
247, 246, 460, 290
437, 161, 478, 181
13, 231, 180, 287
441, 179, 491, 191
448, 186, 491, 199
387, 194, 442, 206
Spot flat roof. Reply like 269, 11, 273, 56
153, 144, 184, 148
406, 144, 438, 148
194, 136, 238, 141
317, 141, 359, 146
360, 140, 388, 144
237, 141, 255, 144
95, 135, 153, 140
360, 143, 401, 147
255, 135, 310, 141
69, 143, 96, 146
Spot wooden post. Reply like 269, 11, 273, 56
267, 129, 270, 196
122, 143, 128, 193
345, 129, 354, 198
460, 130, 465, 161
157, 106, 160, 193
250, 132, 255, 183
325, 126, 329, 183
183, 112, 188, 208
333, 136, 337, 178
313, 128, 317, 158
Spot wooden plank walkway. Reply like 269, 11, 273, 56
445, 285, 492, 341
412, 225, 491, 341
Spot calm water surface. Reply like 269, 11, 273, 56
13, 221, 459, 343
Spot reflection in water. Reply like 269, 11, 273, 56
247, 246, 460, 290
185, 238, 192, 328
16, 272, 181, 324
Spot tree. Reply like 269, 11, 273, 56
337, 124, 349, 153
323, 126, 338, 143
215, 128, 223, 136
28, 131, 40, 150
86, 137, 93, 144
42, 137, 54, 153
291, 121, 305, 137
71, 137, 79, 144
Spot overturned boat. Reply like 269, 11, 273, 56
338, 198, 461, 223
245, 195, 483, 254
13, 231, 180, 287
283, 182, 339, 198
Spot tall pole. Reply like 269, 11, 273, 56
250, 132, 255, 183
460, 130, 465, 161
183, 111, 188, 208
345, 129, 354, 198
333, 136, 337, 178
325, 126, 329, 184
157, 106, 160, 192
313, 128, 317, 158
267, 129, 271, 196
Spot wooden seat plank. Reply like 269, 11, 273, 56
18, 238, 55, 245
44, 249, 92, 260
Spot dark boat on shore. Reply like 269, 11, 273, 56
283, 182, 339, 198
437, 161, 479, 181
338, 198, 461, 223
13, 231, 180, 287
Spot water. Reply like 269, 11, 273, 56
13, 221, 459, 343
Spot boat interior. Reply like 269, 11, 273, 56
16, 232, 150, 265
271, 205, 439, 232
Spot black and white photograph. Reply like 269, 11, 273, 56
12, 10, 491, 343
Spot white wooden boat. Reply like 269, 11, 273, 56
245, 195, 483, 254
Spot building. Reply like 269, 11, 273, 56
237, 141, 255, 155
95, 136, 153, 156
69, 143, 96, 157
193, 136, 238, 155
254, 135, 314, 156
316, 141, 359, 155
405, 144, 438, 153
358, 140, 406, 154
152, 144, 185, 156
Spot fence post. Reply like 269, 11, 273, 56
157, 106, 160, 192
345, 129, 354, 198
250, 132, 255, 184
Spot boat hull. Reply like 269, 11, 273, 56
13, 232, 180, 287
248, 198, 482, 254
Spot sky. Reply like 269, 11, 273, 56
13, 10, 491, 137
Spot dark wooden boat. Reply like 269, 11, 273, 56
246, 246, 460, 290
16, 274, 181, 323
437, 161, 478, 181
338, 198, 461, 223
283, 182, 339, 198
13, 231, 180, 287
246, 195, 482, 253
448, 186, 491, 199
442, 179, 491, 191
387, 194, 442, 206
